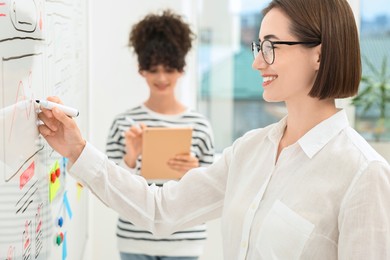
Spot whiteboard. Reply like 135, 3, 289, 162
0, 0, 89, 259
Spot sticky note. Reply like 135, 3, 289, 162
49, 177, 60, 202
63, 191, 73, 219
76, 183, 83, 201
62, 232, 67, 260
49, 160, 61, 202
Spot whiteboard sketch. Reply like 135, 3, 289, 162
1, 54, 45, 182
0, 0, 89, 259
0, 0, 45, 182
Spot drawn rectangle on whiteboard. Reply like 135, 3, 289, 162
0, 53, 44, 182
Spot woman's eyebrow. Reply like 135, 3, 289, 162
259, 34, 280, 41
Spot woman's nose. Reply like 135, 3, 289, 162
252, 52, 267, 71
157, 72, 168, 81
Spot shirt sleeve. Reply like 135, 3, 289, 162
118, 159, 137, 174
338, 160, 390, 259
68, 142, 228, 236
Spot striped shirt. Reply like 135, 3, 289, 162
106, 104, 214, 256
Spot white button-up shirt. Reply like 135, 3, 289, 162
70, 110, 390, 259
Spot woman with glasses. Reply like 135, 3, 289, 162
38, 0, 390, 259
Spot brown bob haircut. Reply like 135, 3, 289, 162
262, 0, 361, 99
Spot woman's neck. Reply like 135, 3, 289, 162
276, 98, 338, 162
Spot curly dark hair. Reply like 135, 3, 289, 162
129, 10, 195, 72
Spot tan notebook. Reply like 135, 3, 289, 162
141, 127, 193, 181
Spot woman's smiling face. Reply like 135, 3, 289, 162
140, 64, 183, 98
252, 7, 321, 104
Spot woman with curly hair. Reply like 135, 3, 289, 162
104, 10, 215, 260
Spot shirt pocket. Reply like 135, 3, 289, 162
256, 200, 314, 260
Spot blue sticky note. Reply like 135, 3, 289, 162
62, 232, 67, 260
63, 191, 73, 219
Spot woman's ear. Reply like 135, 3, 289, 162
313, 44, 321, 71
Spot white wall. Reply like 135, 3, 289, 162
86, 1, 222, 260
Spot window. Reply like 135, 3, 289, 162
197, 0, 285, 151
196, 0, 373, 151
355, 0, 390, 141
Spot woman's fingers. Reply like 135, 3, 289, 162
47, 96, 63, 104
38, 109, 58, 131
51, 106, 75, 127
37, 97, 86, 163
37, 97, 73, 132
167, 154, 199, 174
37, 124, 53, 137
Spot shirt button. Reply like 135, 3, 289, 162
241, 241, 248, 248
251, 203, 257, 210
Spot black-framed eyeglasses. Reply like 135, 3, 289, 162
251, 40, 321, 65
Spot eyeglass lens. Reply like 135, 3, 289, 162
251, 42, 259, 59
252, 40, 274, 65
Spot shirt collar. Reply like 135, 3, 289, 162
268, 109, 350, 158
299, 109, 350, 158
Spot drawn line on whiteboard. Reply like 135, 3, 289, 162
47, 12, 71, 20
2, 52, 43, 61
46, 0, 73, 7
0, 2, 5, 17
16, 179, 38, 207
0, 37, 43, 43
20, 199, 34, 214
5, 145, 44, 182
8, 71, 35, 141
8, 72, 35, 140
19, 21, 33, 25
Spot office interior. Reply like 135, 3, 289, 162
83, 0, 390, 259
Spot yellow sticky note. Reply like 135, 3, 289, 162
76, 183, 83, 201
49, 178, 60, 202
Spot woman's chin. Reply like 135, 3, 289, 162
262, 94, 282, 103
